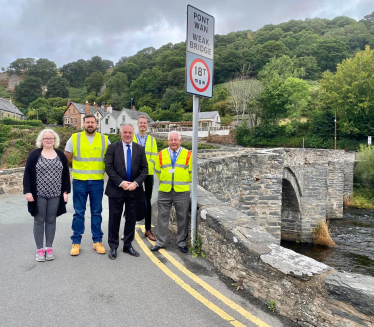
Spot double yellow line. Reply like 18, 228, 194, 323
135, 226, 271, 327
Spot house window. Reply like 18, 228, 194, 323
65, 117, 70, 124
75, 118, 77, 124
73, 108, 75, 113
110, 128, 114, 133
1, 112, 3, 119
105, 118, 109, 124
69, 109, 71, 114
122, 115, 126, 122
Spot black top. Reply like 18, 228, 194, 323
36, 155, 63, 198
23, 148, 71, 217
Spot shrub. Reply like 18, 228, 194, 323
0, 118, 44, 127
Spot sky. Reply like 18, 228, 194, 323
0, 0, 372, 68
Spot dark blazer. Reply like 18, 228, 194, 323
105, 141, 148, 198
23, 148, 71, 217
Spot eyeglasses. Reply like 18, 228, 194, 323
43, 138, 55, 141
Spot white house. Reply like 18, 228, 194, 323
151, 111, 231, 137
100, 108, 154, 134
198, 111, 220, 128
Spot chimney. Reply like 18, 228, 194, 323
67, 99, 71, 107
132, 105, 136, 111
94, 102, 98, 111
107, 104, 112, 113
85, 100, 90, 114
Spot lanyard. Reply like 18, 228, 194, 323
136, 134, 147, 147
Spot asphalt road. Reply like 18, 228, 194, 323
0, 180, 297, 327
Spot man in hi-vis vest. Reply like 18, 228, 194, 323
121, 115, 158, 242
151, 131, 192, 254
65, 114, 109, 256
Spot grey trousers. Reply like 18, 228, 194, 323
156, 190, 190, 247
34, 196, 59, 249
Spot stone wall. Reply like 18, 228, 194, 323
198, 150, 284, 241
344, 152, 356, 197
197, 148, 351, 243
0, 167, 25, 195
194, 185, 374, 327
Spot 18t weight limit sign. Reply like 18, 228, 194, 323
189, 58, 210, 92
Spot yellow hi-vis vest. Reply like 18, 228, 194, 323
71, 132, 108, 180
155, 148, 192, 192
133, 134, 158, 175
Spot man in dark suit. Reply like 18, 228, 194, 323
105, 123, 148, 259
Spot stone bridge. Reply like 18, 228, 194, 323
197, 148, 355, 243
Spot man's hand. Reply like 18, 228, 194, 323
127, 182, 137, 191
121, 181, 130, 190
63, 193, 68, 203
25, 193, 34, 202
121, 181, 137, 191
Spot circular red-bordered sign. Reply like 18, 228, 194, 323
189, 58, 210, 92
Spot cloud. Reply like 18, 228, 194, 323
0, 0, 372, 68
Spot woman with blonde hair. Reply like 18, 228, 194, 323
23, 129, 71, 261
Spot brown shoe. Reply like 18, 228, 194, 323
145, 230, 156, 241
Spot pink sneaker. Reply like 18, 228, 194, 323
36, 248, 45, 262
45, 247, 54, 261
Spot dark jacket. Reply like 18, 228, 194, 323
105, 141, 148, 198
23, 148, 71, 217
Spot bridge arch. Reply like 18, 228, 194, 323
281, 167, 302, 241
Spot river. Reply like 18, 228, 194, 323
281, 207, 374, 277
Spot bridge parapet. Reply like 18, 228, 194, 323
193, 185, 374, 326
197, 148, 355, 243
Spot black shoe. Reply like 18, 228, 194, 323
150, 245, 163, 252
179, 246, 188, 253
123, 246, 140, 257
108, 248, 117, 260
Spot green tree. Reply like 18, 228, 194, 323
28, 58, 57, 84
320, 45, 374, 137
106, 72, 129, 95
46, 76, 69, 98
86, 56, 107, 75
48, 97, 68, 108
312, 38, 348, 72
85, 72, 104, 96
60, 60, 87, 87
14, 76, 43, 105
112, 62, 141, 82
7, 58, 35, 74
130, 68, 162, 100
279, 77, 310, 118
258, 55, 305, 84
139, 105, 152, 115
47, 106, 66, 125
252, 40, 290, 73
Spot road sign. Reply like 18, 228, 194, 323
369, 136, 372, 145
186, 52, 213, 97
186, 5, 215, 60
186, 5, 214, 98
185, 5, 215, 247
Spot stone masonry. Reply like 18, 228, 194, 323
197, 148, 355, 243
192, 185, 374, 327
0, 167, 25, 195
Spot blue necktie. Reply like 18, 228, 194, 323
126, 144, 132, 181
172, 151, 177, 168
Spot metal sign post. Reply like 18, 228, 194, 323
368, 136, 372, 146
186, 5, 214, 246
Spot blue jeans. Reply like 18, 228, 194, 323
71, 179, 104, 244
